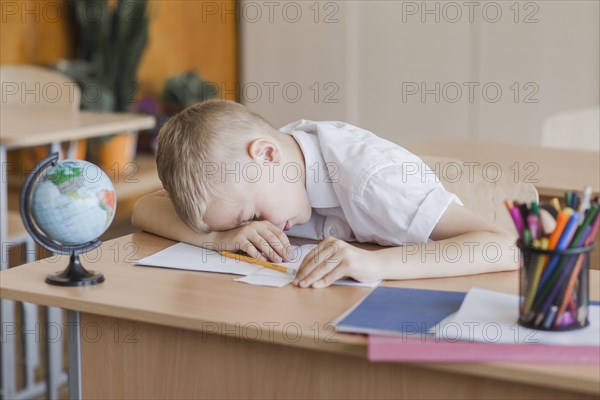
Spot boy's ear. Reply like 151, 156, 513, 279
247, 138, 281, 162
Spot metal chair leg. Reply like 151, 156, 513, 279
1, 299, 17, 400
45, 307, 63, 400
67, 310, 81, 400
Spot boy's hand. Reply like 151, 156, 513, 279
293, 237, 381, 288
213, 220, 293, 263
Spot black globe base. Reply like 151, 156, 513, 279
45, 254, 105, 287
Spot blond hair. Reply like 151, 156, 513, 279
156, 100, 276, 232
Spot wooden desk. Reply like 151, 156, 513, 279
408, 139, 599, 199
0, 106, 155, 149
1, 233, 599, 399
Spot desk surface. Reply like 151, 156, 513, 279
0, 105, 155, 149
1, 232, 599, 395
409, 139, 600, 197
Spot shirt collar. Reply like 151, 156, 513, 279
289, 129, 340, 209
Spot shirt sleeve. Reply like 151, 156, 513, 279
353, 160, 462, 245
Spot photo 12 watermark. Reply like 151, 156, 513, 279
0, 240, 140, 266
198, 320, 338, 344
398, 320, 540, 344
204, 81, 340, 104
400, 1, 540, 24
2, 159, 142, 191
1, 0, 145, 24
1, 321, 140, 345
398, 240, 521, 264
1, 80, 140, 107
201, 1, 341, 24
401, 82, 540, 104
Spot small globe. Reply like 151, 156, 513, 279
28, 159, 116, 245
20, 153, 114, 286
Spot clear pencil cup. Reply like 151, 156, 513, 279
518, 241, 594, 331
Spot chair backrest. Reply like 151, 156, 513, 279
421, 156, 539, 234
542, 106, 600, 151
0, 64, 80, 112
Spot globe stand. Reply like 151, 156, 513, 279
45, 253, 105, 287
20, 152, 109, 287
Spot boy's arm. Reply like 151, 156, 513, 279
294, 203, 519, 288
373, 203, 519, 279
132, 190, 293, 262
131, 189, 219, 246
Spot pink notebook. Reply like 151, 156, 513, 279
368, 335, 600, 363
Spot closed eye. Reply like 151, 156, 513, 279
239, 214, 258, 227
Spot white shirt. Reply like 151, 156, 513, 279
280, 120, 462, 245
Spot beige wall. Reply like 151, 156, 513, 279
240, 1, 599, 147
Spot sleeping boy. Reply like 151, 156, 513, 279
132, 100, 517, 288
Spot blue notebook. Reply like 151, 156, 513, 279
336, 287, 466, 336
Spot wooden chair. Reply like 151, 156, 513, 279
1, 64, 81, 111
420, 156, 539, 235
542, 106, 599, 152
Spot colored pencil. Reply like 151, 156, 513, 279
551, 197, 561, 212
221, 250, 297, 275
553, 227, 591, 327
522, 238, 548, 316
507, 191, 599, 330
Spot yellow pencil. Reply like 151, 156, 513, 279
221, 250, 297, 275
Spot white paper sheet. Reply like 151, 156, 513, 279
431, 288, 600, 346
235, 271, 295, 288
137, 243, 381, 288
136, 242, 261, 275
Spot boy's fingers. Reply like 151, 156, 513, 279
293, 247, 320, 283
294, 238, 338, 284
241, 241, 267, 261
267, 226, 292, 260
299, 257, 339, 288
251, 235, 283, 263
261, 228, 289, 261
312, 267, 346, 289
295, 246, 335, 286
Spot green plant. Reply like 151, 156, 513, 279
162, 71, 218, 114
55, 0, 149, 161
61, 0, 149, 113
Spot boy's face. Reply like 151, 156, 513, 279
203, 136, 312, 232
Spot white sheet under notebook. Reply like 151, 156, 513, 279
431, 288, 600, 346
136, 242, 380, 288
